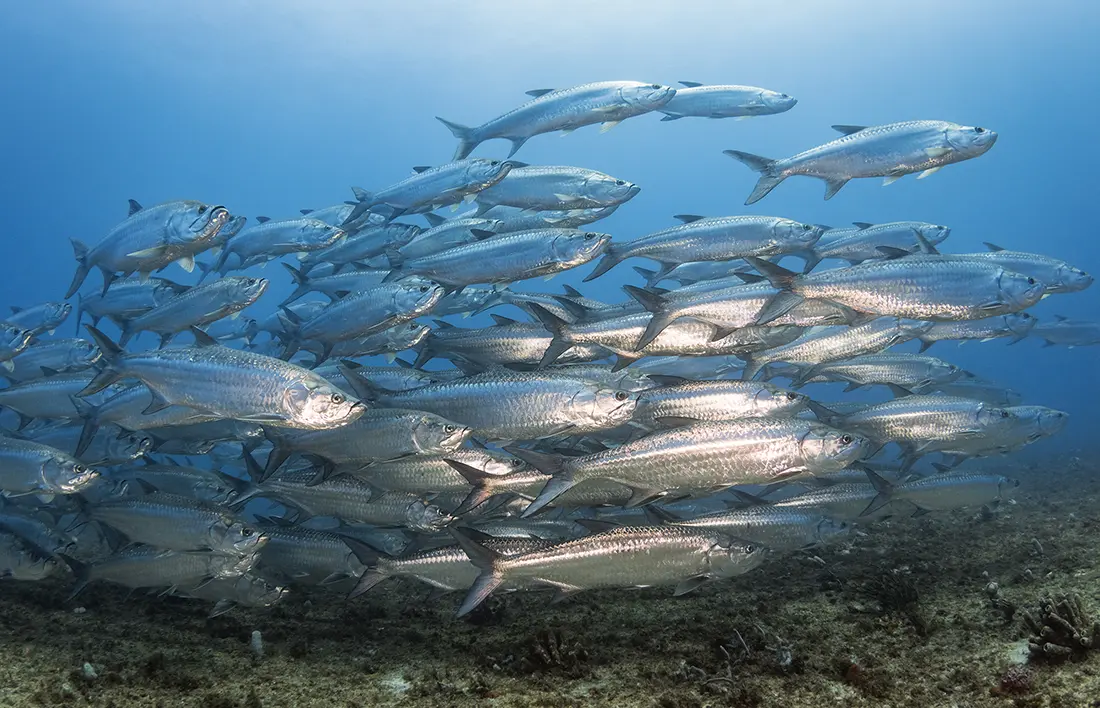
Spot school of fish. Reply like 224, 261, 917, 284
0, 79, 1091, 620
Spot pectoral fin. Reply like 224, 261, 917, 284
925, 147, 952, 158
882, 174, 904, 186
599, 121, 621, 133
916, 166, 943, 180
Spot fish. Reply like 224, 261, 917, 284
300, 223, 419, 272
0, 435, 99, 494
915, 313, 1037, 351
5, 302, 72, 336
437, 81, 676, 159
79, 326, 364, 430
251, 522, 365, 586
645, 502, 846, 552
303, 323, 431, 364
87, 492, 266, 555
354, 447, 528, 498
863, 470, 1018, 516
450, 525, 762, 616
1029, 316, 1100, 347
585, 215, 824, 282
932, 377, 1023, 406
473, 165, 640, 213
1, 338, 101, 383
210, 217, 345, 275
106, 461, 248, 506
202, 316, 259, 345
909, 240, 1092, 295
659, 82, 797, 120
510, 417, 867, 517
173, 574, 288, 616
483, 204, 621, 233
396, 217, 504, 261
631, 378, 808, 429
63, 546, 258, 598
118, 276, 268, 347
0, 323, 34, 370
334, 360, 464, 393
279, 264, 391, 306
633, 260, 756, 288
25, 422, 152, 467
346, 535, 553, 598
0, 532, 62, 581
74, 277, 188, 331
388, 228, 610, 288
341, 367, 639, 442
412, 317, 609, 369
431, 285, 509, 318
726, 120, 997, 204
66, 200, 230, 298
747, 255, 1044, 326
779, 352, 963, 392
806, 221, 952, 272
344, 159, 514, 223
773, 481, 913, 521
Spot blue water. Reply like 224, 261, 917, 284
1, 0, 1097, 447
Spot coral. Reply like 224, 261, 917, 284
863, 567, 932, 635
1022, 593, 1100, 661
994, 665, 1035, 695
518, 629, 591, 677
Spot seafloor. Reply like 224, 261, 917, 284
2, 451, 1098, 708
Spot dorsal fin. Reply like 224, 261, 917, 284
189, 327, 219, 347
525, 88, 555, 98
852, 221, 874, 229
128, 199, 143, 216
678, 81, 703, 88
412, 166, 432, 174
423, 213, 446, 228
560, 284, 583, 298
831, 125, 867, 136
255, 216, 271, 223
299, 209, 313, 215
983, 241, 1005, 252
673, 214, 705, 224
490, 314, 520, 326
9, 306, 22, 314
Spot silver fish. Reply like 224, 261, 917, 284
26, 422, 151, 466
932, 378, 1023, 406
202, 317, 259, 345
107, 463, 247, 505
808, 221, 952, 271
485, 204, 621, 233
397, 217, 504, 261
212, 217, 345, 274
67, 199, 230, 297
334, 360, 464, 393
305, 323, 431, 363
66, 546, 257, 596
346, 159, 513, 221
659, 81, 796, 120
0, 324, 33, 369
451, 525, 762, 616
0, 435, 99, 494
2, 339, 100, 383
727, 120, 997, 204
119, 276, 268, 347
75, 277, 187, 330
916, 313, 1037, 352
632, 379, 808, 429
863, 470, 1018, 515
253, 523, 364, 586
6, 302, 71, 337
80, 326, 364, 430
0, 532, 61, 581
391, 228, 610, 287
1030, 316, 1100, 347
586, 215, 823, 281
474, 165, 639, 213
648, 503, 845, 552
345, 368, 638, 441
175, 574, 287, 616
782, 352, 963, 393
511, 418, 867, 517
280, 264, 391, 307
412, 318, 608, 369
924, 242, 1092, 295
300, 223, 419, 271
88, 492, 265, 555
438, 81, 676, 159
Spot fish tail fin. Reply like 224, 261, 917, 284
445, 459, 500, 516
436, 117, 481, 160
622, 285, 675, 350
279, 263, 311, 306
739, 354, 765, 381
582, 246, 619, 282
743, 257, 805, 324
631, 266, 662, 288
59, 554, 90, 601
860, 468, 895, 517
68, 395, 100, 457
77, 325, 124, 396
503, 445, 575, 518
337, 360, 382, 402
526, 304, 574, 368
73, 293, 85, 335
449, 528, 505, 617
723, 150, 784, 205
65, 239, 91, 299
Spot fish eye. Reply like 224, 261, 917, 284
198, 206, 207, 215
615, 180, 626, 186
74, 465, 86, 474
444, 425, 457, 433
975, 127, 985, 133
840, 434, 853, 444
511, 458, 523, 467
650, 84, 661, 89
418, 285, 429, 293
786, 392, 799, 400
241, 527, 255, 537
780, 93, 789, 98
331, 393, 345, 404
489, 160, 500, 166
584, 233, 596, 240
744, 544, 757, 554
614, 391, 629, 401
1026, 277, 1036, 285
1000, 410, 1010, 418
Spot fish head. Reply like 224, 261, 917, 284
232, 276, 269, 303
754, 384, 809, 417
997, 476, 1021, 501
583, 174, 640, 205
752, 324, 806, 350
620, 82, 677, 110
44, 457, 100, 494
553, 231, 612, 265
415, 414, 471, 454
1011, 405, 1068, 440
815, 517, 849, 544
389, 323, 432, 350
405, 499, 453, 533
71, 338, 103, 368
915, 223, 951, 245
708, 537, 766, 578
466, 158, 514, 189
757, 89, 797, 114
40, 301, 73, 328
996, 269, 1045, 311
168, 202, 231, 246
217, 215, 249, 243
218, 518, 268, 555
230, 574, 288, 608
477, 450, 528, 476
572, 385, 639, 428
774, 220, 826, 248
217, 550, 261, 579
0, 324, 33, 353
108, 431, 153, 463
299, 220, 346, 249
284, 378, 366, 428
1003, 312, 1038, 337
1053, 263, 1094, 293
240, 318, 260, 342
926, 359, 964, 387
393, 276, 445, 314
944, 125, 998, 156
800, 423, 868, 470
